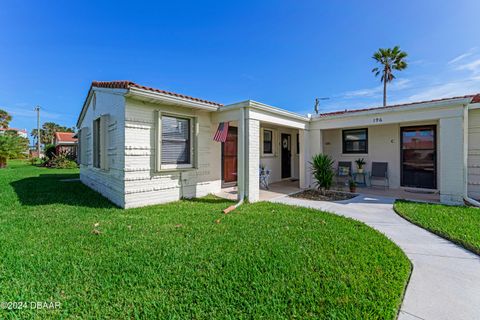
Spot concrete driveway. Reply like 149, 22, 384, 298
272, 194, 480, 320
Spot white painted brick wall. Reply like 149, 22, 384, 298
123, 98, 221, 208
246, 119, 260, 202
79, 89, 126, 207
439, 117, 465, 204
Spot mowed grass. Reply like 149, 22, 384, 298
0, 161, 411, 319
395, 200, 480, 255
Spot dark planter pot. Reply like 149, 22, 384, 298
349, 187, 356, 193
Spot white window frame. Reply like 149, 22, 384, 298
156, 111, 197, 171
261, 128, 275, 157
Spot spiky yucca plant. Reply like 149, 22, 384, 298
310, 154, 334, 194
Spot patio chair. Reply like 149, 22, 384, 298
259, 166, 271, 190
370, 162, 389, 189
336, 161, 352, 187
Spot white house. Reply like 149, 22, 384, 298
76, 80, 480, 208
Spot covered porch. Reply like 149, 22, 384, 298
217, 180, 440, 203
212, 100, 310, 202
218, 180, 303, 201
310, 99, 468, 205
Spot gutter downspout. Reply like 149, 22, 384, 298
462, 103, 480, 207
223, 106, 245, 213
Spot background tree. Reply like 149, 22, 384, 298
372, 46, 408, 107
0, 109, 12, 128
0, 131, 29, 168
31, 122, 74, 145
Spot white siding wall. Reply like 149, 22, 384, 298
123, 98, 221, 208
79, 90, 126, 207
468, 109, 480, 200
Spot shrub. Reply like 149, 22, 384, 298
45, 144, 56, 160
45, 152, 78, 169
0, 132, 29, 168
310, 154, 334, 193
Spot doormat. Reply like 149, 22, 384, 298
404, 189, 436, 194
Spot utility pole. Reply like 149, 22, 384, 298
34, 106, 41, 156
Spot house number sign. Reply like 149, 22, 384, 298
373, 117, 383, 123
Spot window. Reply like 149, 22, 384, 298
161, 115, 191, 165
93, 118, 101, 168
342, 128, 368, 154
92, 116, 108, 169
263, 129, 273, 154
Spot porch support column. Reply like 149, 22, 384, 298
305, 128, 323, 188
299, 129, 310, 189
237, 109, 260, 202
439, 116, 465, 204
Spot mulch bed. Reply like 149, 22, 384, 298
290, 189, 358, 201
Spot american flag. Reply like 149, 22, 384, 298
213, 122, 229, 142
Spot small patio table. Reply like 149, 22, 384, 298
353, 171, 368, 187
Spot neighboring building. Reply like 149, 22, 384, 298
54, 132, 78, 157
0, 127, 28, 138
76, 80, 480, 208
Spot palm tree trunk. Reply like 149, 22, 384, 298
0, 156, 6, 168
383, 77, 387, 107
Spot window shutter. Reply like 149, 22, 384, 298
100, 115, 109, 170
81, 127, 88, 165
93, 119, 100, 168
77, 128, 82, 164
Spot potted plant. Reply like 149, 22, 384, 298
349, 178, 357, 193
355, 158, 366, 173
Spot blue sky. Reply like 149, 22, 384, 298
1, 0, 480, 140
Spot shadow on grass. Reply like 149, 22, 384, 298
184, 196, 234, 204
10, 173, 116, 209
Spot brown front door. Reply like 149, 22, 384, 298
401, 125, 437, 189
222, 126, 238, 185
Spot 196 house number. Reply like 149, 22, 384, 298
373, 117, 383, 123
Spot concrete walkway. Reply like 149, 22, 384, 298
272, 194, 480, 320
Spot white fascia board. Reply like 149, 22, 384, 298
311, 101, 468, 130
311, 97, 471, 122
469, 102, 480, 110
220, 100, 310, 123
127, 87, 220, 112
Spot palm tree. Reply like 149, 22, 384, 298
372, 46, 408, 106
0, 109, 12, 129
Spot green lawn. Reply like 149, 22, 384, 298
395, 200, 480, 255
0, 161, 411, 319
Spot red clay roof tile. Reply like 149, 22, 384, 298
55, 132, 77, 143
91, 80, 223, 107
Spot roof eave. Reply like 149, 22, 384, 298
126, 87, 220, 112
312, 97, 473, 121
220, 100, 310, 122
76, 86, 128, 128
